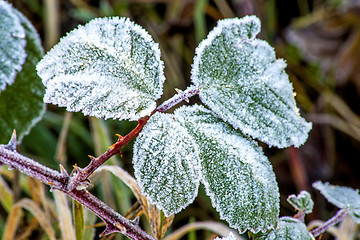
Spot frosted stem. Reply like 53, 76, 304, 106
310, 209, 348, 237
156, 85, 199, 113
0, 135, 154, 240
66, 116, 150, 192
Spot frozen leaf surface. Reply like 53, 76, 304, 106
265, 217, 315, 240
191, 15, 311, 148
133, 112, 200, 216
175, 105, 279, 233
0, 7, 45, 143
0, 0, 26, 91
313, 181, 360, 223
214, 232, 236, 240
287, 190, 314, 214
37, 17, 165, 121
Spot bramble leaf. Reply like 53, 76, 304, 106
132, 112, 200, 216
214, 232, 236, 240
264, 217, 315, 240
287, 190, 314, 214
191, 15, 311, 148
0, 5, 45, 143
37, 17, 165, 121
175, 105, 279, 233
0, 0, 26, 91
313, 181, 360, 223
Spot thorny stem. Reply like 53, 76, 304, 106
0, 134, 155, 240
67, 116, 150, 192
0, 85, 200, 239
67, 85, 199, 192
310, 209, 348, 237
156, 85, 199, 113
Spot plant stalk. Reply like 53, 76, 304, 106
310, 209, 348, 237
66, 116, 150, 192
156, 85, 199, 113
0, 133, 155, 240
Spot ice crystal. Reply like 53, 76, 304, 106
287, 190, 314, 214
191, 15, 311, 148
0, 5, 45, 143
174, 104, 279, 233
37, 17, 165, 121
133, 112, 200, 216
313, 181, 360, 223
0, 0, 27, 91
214, 232, 236, 240
265, 217, 315, 240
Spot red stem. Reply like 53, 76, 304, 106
67, 116, 150, 192
0, 142, 155, 240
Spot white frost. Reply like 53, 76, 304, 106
175, 105, 279, 233
214, 232, 237, 240
0, 0, 27, 91
133, 112, 201, 216
37, 17, 165, 121
191, 15, 312, 148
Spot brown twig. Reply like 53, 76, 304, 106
0, 132, 155, 240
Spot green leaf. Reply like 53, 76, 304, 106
73, 200, 85, 240
287, 190, 314, 214
174, 105, 279, 233
0, 0, 26, 91
37, 17, 165, 121
264, 217, 315, 240
191, 15, 311, 148
0, 6, 45, 143
133, 112, 200, 216
313, 181, 360, 223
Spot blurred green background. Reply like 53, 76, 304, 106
2, 0, 360, 239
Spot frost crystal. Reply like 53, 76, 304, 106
265, 217, 315, 240
175, 105, 279, 233
287, 190, 314, 214
313, 181, 360, 223
0, 4, 45, 144
133, 112, 200, 216
191, 15, 311, 148
37, 17, 165, 121
0, 0, 27, 91
214, 232, 236, 240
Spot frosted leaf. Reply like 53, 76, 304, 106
287, 190, 314, 214
214, 232, 236, 240
133, 112, 200, 216
191, 15, 312, 148
0, 6, 45, 143
265, 217, 315, 240
313, 181, 360, 223
175, 105, 279, 233
37, 17, 165, 121
0, 0, 27, 91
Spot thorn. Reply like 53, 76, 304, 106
100, 223, 121, 237
184, 97, 190, 103
48, 181, 55, 186
119, 152, 123, 157
115, 134, 123, 139
131, 216, 140, 226
73, 164, 81, 172
6, 130, 17, 151
175, 88, 181, 93
109, 143, 116, 149
75, 179, 93, 190
88, 155, 95, 161
59, 164, 69, 177
115, 223, 126, 233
